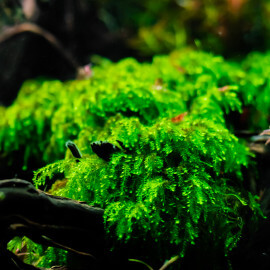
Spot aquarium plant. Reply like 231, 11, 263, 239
1, 49, 270, 173
1, 48, 269, 268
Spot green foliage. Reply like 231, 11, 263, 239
2, 0, 270, 57
101, 0, 270, 56
0, 50, 249, 171
240, 51, 270, 128
37, 247, 68, 268
33, 116, 259, 265
7, 236, 67, 268
1, 49, 269, 267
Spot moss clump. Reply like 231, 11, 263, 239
33, 115, 260, 267
2, 49, 270, 268
0, 49, 252, 171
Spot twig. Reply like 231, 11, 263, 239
159, 255, 180, 270
128, 259, 153, 270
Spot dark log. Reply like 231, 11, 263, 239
0, 179, 108, 269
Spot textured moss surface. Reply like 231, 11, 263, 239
2, 49, 269, 268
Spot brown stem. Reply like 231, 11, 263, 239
159, 255, 180, 270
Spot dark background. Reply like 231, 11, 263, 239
0, 0, 269, 105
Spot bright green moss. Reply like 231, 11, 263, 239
2, 49, 270, 268
33, 116, 258, 265
239, 52, 270, 129
0, 49, 248, 170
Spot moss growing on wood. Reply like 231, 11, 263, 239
2, 49, 270, 268
0, 49, 251, 169
33, 116, 257, 262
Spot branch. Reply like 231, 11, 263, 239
159, 256, 180, 270
0, 179, 105, 269
0, 23, 79, 70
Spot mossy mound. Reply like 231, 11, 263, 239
1, 49, 265, 171
34, 116, 255, 265
2, 49, 270, 268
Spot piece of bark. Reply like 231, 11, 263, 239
0, 179, 106, 269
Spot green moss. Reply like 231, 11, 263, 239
1, 49, 270, 267
0, 50, 249, 169
33, 116, 259, 265
7, 236, 67, 268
